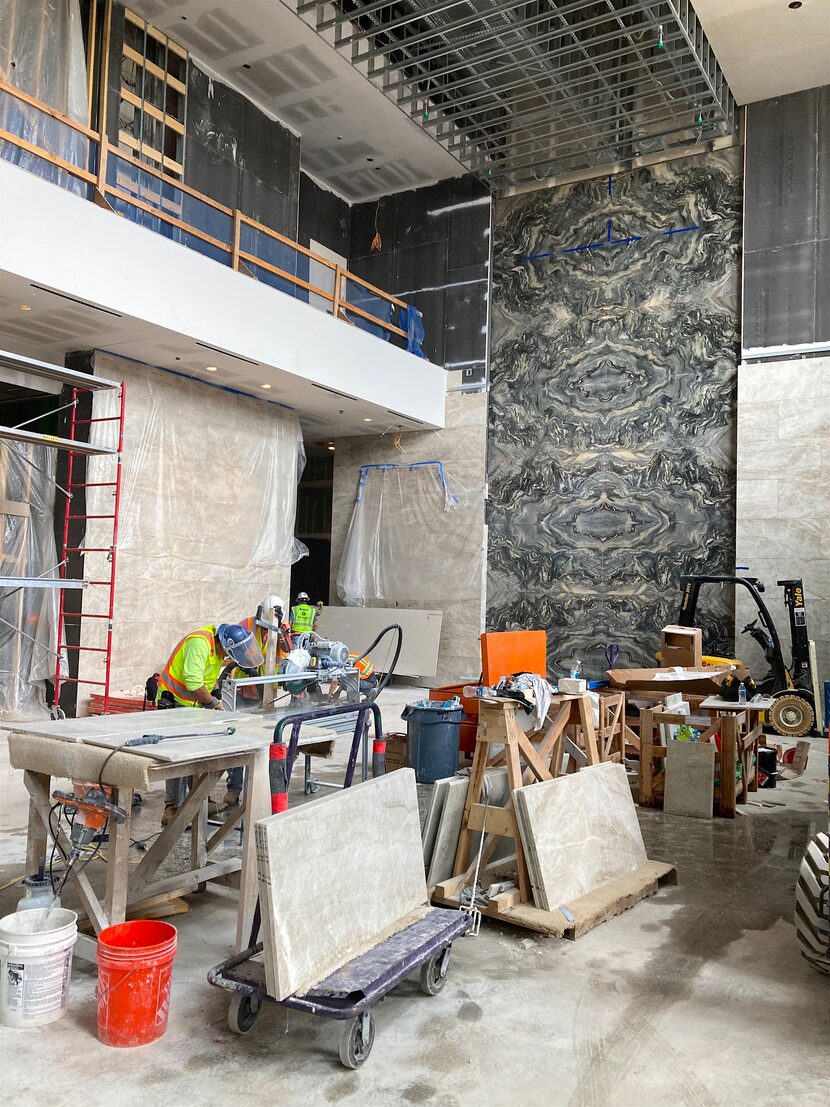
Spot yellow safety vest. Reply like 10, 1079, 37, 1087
157, 625, 223, 706
290, 604, 315, 633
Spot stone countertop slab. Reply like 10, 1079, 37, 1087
514, 762, 647, 912
255, 768, 428, 1000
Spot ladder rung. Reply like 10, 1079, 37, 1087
63, 613, 110, 619
63, 645, 108, 652
70, 482, 117, 489
65, 547, 110, 553
68, 514, 115, 520
73, 416, 122, 424
61, 677, 107, 686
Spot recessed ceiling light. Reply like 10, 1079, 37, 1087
366, 157, 374, 163
242, 63, 251, 70
363, 417, 372, 422
326, 442, 336, 451
788, 1, 802, 7
205, 365, 218, 372
261, 383, 271, 389
18, 304, 31, 311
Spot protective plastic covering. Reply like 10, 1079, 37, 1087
0, 0, 90, 194
0, 442, 60, 718
337, 462, 484, 607
78, 356, 306, 699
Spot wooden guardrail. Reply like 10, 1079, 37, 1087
0, 78, 410, 342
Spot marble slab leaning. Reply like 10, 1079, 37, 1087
514, 762, 647, 912
255, 768, 428, 1000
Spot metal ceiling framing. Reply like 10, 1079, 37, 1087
296, 0, 737, 188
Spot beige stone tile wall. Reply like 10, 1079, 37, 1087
330, 390, 487, 685
735, 358, 829, 687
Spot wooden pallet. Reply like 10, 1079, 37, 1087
434, 859, 677, 940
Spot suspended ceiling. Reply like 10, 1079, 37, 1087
125, 0, 466, 201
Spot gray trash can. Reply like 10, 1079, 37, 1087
401, 702, 464, 783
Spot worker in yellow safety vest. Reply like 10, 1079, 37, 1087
156, 622, 264, 826
290, 592, 318, 635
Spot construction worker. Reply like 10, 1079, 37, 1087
290, 591, 318, 636
328, 652, 378, 700
157, 622, 264, 826
214, 596, 287, 813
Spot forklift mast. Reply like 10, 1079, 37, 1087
677, 574, 788, 688
779, 579, 811, 679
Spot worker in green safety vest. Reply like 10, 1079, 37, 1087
290, 592, 319, 635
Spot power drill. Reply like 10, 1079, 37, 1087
52, 784, 127, 868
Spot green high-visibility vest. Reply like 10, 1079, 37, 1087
290, 603, 315, 633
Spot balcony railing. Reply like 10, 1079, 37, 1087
0, 78, 414, 347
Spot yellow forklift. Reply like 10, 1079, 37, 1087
677, 575, 820, 738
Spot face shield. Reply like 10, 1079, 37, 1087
224, 630, 265, 670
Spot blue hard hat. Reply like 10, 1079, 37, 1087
217, 623, 265, 670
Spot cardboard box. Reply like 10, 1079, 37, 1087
608, 666, 732, 696
659, 625, 703, 668
384, 733, 408, 773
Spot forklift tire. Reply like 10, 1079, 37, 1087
769, 694, 814, 738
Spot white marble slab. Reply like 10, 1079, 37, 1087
663, 740, 715, 820
426, 769, 511, 886
1, 710, 336, 763
514, 763, 647, 912
422, 778, 450, 864
255, 768, 428, 999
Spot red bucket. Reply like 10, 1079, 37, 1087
96, 920, 177, 1047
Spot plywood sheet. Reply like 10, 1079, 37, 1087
255, 769, 428, 999
514, 763, 647, 912
316, 606, 442, 678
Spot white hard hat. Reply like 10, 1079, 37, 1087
262, 594, 284, 613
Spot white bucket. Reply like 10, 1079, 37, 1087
0, 907, 78, 1028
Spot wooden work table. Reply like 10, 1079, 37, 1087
3, 708, 334, 962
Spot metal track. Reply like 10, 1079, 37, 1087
296, 0, 737, 187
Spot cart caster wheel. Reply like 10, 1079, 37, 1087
305, 781, 319, 795
339, 1011, 375, 1069
228, 992, 262, 1035
419, 948, 450, 995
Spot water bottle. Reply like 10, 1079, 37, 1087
738, 682, 747, 705
570, 659, 582, 680
462, 684, 496, 699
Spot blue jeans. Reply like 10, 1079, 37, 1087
226, 766, 243, 793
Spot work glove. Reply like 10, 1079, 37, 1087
209, 697, 223, 710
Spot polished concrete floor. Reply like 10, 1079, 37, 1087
0, 693, 828, 1106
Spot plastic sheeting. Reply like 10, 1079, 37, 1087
0, 0, 90, 194
0, 442, 60, 718
78, 357, 305, 699
337, 462, 484, 607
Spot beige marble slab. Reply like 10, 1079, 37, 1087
514, 763, 647, 912
255, 768, 428, 999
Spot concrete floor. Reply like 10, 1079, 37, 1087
0, 690, 828, 1106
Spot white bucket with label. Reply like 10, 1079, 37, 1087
0, 907, 78, 1027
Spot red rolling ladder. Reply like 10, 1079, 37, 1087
54, 382, 126, 713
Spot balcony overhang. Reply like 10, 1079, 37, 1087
0, 160, 446, 436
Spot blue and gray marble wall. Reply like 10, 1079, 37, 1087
488, 150, 742, 672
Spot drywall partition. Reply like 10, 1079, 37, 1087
489, 150, 741, 673
76, 352, 302, 703
330, 391, 487, 683
735, 357, 830, 685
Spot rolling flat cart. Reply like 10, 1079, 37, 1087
208, 700, 473, 1067
208, 901, 473, 1068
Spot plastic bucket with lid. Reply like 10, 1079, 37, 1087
96, 919, 177, 1047
0, 907, 78, 1028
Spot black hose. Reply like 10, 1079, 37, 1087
352, 623, 403, 701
